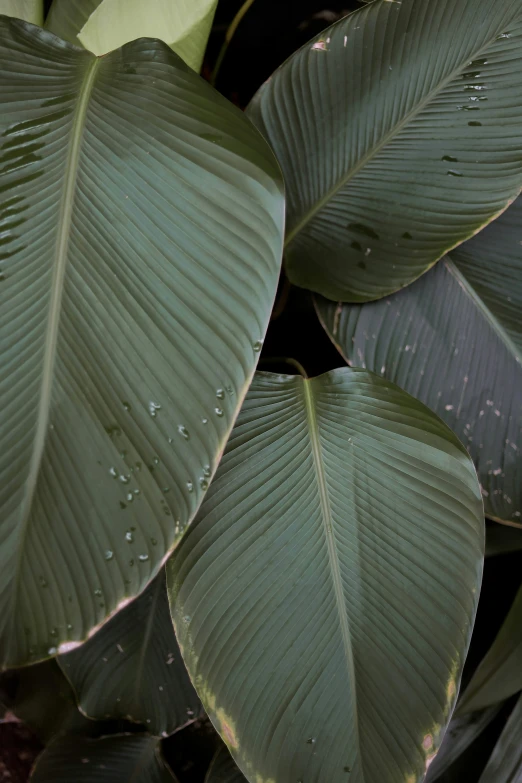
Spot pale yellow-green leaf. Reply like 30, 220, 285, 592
0, 0, 42, 24
78, 0, 217, 71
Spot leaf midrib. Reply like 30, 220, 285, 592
302, 379, 363, 778
444, 258, 522, 365
10, 56, 101, 638
284, 18, 512, 248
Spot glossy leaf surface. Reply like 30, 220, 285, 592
206, 746, 246, 783
0, 0, 42, 24
316, 193, 522, 525
78, 0, 218, 71
168, 369, 484, 783
31, 734, 176, 782
59, 573, 201, 735
458, 585, 522, 714
0, 18, 284, 668
478, 694, 522, 783
248, 0, 522, 301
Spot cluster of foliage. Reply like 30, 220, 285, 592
0, 0, 521, 781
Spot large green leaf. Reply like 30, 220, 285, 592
77, 0, 218, 72
30, 734, 177, 782
458, 585, 522, 714
59, 572, 201, 735
167, 369, 484, 783
0, 18, 284, 668
478, 694, 522, 783
0, 0, 42, 24
44, 0, 101, 46
206, 746, 246, 783
316, 194, 522, 525
247, 0, 522, 302
424, 705, 501, 782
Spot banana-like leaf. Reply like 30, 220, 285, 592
478, 694, 522, 783
30, 734, 177, 782
59, 572, 201, 736
247, 0, 522, 302
44, 0, 100, 46
167, 369, 484, 783
78, 0, 218, 72
316, 192, 522, 525
0, 18, 284, 668
424, 705, 501, 782
458, 585, 522, 714
206, 746, 246, 783
0, 0, 42, 24
486, 525, 522, 557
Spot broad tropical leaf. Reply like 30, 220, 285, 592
424, 705, 501, 782
478, 694, 522, 783
31, 734, 177, 782
59, 572, 201, 735
206, 746, 246, 783
316, 193, 522, 525
248, 0, 522, 302
44, 0, 100, 46
167, 369, 484, 783
0, 0, 42, 24
0, 18, 284, 668
458, 585, 522, 714
77, 0, 218, 72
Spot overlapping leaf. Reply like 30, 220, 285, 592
458, 585, 522, 714
59, 573, 201, 735
168, 369, 483, 783
478, 694, 522, 783
248, 0, 522, 301
206, 746, 246, 783
31, 734, 176, 782
0, 0, 42, 24
44, 0, 100, 46
316, 194, 522, 524
76, 0, 218, 71
424, 705, 501, 782
0, 18, 284, 667
0, 660, 90, 742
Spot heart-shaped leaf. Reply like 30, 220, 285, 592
248, 0, 522, 301
0, 17, 284, 668
168, 369, 483, 783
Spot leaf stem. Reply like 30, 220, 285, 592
259, 357, 308, 379
211, 0, 257, 86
